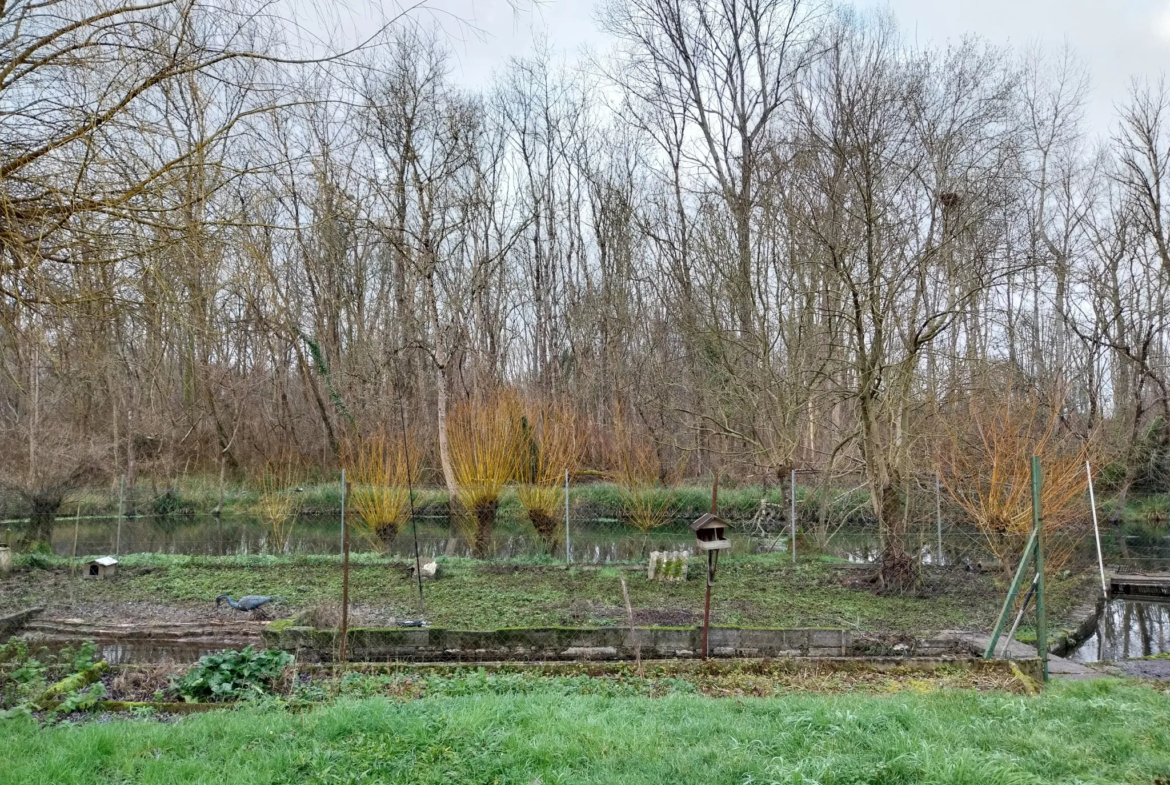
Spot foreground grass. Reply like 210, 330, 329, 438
1, 553, 1096, 635
3, 679, 1169, 784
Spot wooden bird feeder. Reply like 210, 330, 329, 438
695, 478, 731, 660
690, 513, 731, 551
84, 556, 118, 579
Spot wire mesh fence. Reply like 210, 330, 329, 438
5, 469, 1167, 571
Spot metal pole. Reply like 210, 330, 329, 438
935, 473, 943, 566
1032, 456, 1048, 681
984, 528, 1039, 659
339, 470, 349, 664
564, 468, 571, 563
999, 573, 1039, 658
702, 549, 714, 660
400, 405, 424, 617
115, 474, 125, 556
1086, 461, 1107, 596
790, 469, 796, 563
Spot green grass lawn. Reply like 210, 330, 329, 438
2, 553, 1097, 636
3, 679, 1169, 784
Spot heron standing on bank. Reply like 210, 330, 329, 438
215, 594, 277, 617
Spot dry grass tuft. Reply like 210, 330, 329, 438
292, 602, 342, 629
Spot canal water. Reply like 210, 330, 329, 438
1069, 598, 1170, 663
40, 513, 1006, 564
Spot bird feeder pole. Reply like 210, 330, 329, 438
339, 470, 350, 665
702, 476, 718, 660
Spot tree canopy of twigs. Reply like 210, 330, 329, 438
5, 0, 1170, 585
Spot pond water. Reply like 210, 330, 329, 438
1069, 599, 1170, 663
33, 512, 1170, 569
41, 513, 1007, 564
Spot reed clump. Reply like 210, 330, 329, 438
255, 460, 302, 554
939, 387, 1093, 578
344, 434, 415, 550
611, 407, 677, 541
448, 392, 522, 558
516, 400, 581, 550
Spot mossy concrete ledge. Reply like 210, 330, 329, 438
0, 607, 43, 638
261, 625, 852, 663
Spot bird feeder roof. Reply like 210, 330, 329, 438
689, 513, 727, 532
91, 556, 118, 567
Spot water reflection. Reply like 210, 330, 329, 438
42, 513, 1168, 570
1070, 599, 1170, 663
48, 514, 702, 561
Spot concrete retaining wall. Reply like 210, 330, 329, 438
262, 625, 852, 663
0, 607, 42, 638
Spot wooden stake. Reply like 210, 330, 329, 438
620, 576, 642, 677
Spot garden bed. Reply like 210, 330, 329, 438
0, 552, 1102, 638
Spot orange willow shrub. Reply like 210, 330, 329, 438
611, 406, 677, 538
343, 434, 415, 549
516, 400, 582, 550
254, 459, 303, 554
448, 392, 522, 558
938, 391, 1093, 578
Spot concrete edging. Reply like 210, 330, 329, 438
0, 607, 43, 638
262, 625, 853, 663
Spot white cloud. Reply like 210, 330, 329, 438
1157, 2, 1170, 42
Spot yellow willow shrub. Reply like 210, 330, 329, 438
516, 401, 582, 550
611, 406, 677, 537
939, 390, 1094, 579
255, 460, 302, 554
448, 392, 522, 558
343, 434, 415, 550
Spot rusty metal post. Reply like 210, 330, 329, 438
339, 470, 350, 664
701, 478, 719, 660
702, 550, 714, 660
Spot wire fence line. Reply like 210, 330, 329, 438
11, 471, 1166, 571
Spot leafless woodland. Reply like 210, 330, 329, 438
4, 0, 1170, 578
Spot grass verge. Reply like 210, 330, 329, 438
2, 679, 1168, 784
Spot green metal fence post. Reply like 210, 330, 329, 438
984, 527, 1038, 659
1032, 455, 1048, 681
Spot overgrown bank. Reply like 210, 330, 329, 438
0, 553, 1099, 638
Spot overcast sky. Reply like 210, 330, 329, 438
390, 0, 1170, 141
